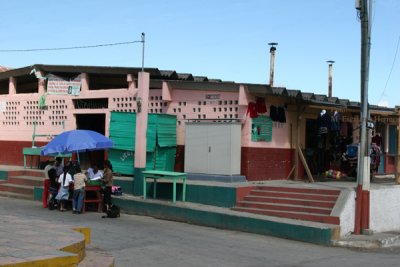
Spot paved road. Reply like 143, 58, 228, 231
2, 197, 400, 267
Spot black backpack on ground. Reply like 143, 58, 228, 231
102, 205, 120, 218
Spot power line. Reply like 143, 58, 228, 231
0, 40, 142, 53
378, 34, 400, 103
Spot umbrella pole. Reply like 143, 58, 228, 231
77, 152, 80, 164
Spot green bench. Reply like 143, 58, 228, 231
23, 147, 72, 169
142, 170, 187, 203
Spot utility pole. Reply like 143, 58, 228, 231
354, 0, 372, 235
141, 33, 145, 72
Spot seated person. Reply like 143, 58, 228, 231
86, 164, 103, 180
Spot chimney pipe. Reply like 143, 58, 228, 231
326, 60, 335, 97
268, 42, 278, 87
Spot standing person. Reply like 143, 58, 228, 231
44, 160, 56, 180
55, 165, 73, 211
55, 157, 64, 177
72, 167, 87, 214
102, 160, 113, 211
47, 168, 59, 210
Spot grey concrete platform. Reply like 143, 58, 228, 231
0, 214, 86, 266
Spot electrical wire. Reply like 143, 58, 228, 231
378, 34, 400, 103
0, 40, 142, 53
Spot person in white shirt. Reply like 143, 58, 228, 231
44, 160, 56, 180
86, 164, 103, 180
55, 165, 73, 211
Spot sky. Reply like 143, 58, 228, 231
0, 0, 399, 107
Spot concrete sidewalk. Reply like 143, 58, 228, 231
0, 213, 88, 266
113, 193, 400, 248
1, 195, 400, 267
333, 231, 400, 249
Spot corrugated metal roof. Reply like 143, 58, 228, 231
314, 94, 327, 102
177, 73, 194, 81
301, 93, 315, 101
193, 76, 208, 82
287, 89, 301, 98
271, 87, 287, 96
168, 80, 240, 91
160, 70, 178, 79
327, 97, 339, 104
0, 64, 395, 113
246, 84, 273, 95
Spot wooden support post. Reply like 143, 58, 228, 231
298, 145, 314, 183
294, 106, 301, 180
286, 165, 295, 180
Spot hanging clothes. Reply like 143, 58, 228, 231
277, 106, 286, 123
246, 102, 258, 118
340, 122, 348, 137
331, 111, 340, 132
317, 111, 331, 135
270, 105, 278, 121
255, 97, 267, 113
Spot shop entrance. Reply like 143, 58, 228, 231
75, 114, 106, 170
305, 119, 318, 175
305, 115, 354, 177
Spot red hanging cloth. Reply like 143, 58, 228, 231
246, 102, 258, 118
256, 97, 267, 113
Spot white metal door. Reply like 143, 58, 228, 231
184, 124, 208, 173
207, 124, 231, 175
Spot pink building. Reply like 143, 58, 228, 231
0, 64, 397, 180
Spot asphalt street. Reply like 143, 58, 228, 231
1, 197, 400, 267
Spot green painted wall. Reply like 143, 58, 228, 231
33, 182, 335, 245
34, 177, 237, 208
34, 186, 43, 201
186, 185, 237, 207
114, 178, 134, 195
142, 182, 237, 207
113, 198, 334, 245
0, 171, 8, 180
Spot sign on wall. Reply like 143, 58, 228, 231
46, 74, 82, 95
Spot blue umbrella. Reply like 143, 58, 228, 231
41, 129, 114, 156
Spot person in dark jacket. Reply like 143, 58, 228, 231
102, 160, 114, 211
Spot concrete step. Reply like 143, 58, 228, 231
7, 175, 45, 187
243, 195, 336, 208
0, 183, 34, 195
78, 246, 115, 267
255, 186, 341, 196
8, 169, 46, 178
0, 191, 33, 200
251, 190, 339, 202
236, 200, 332, 215
233, 206, 340, 225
